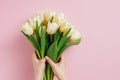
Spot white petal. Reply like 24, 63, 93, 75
60, 21, 72, 32
21, 23, 33, 35
28, 13, 44, 30
44, 10, 56, 21
70, 30, 80, 41
47, 22, 59, 34
58, 12, 64, 20
53, 12, 64, 24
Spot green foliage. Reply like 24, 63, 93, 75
36, 21, 40, 45
40, 26, 46, 58
57, 29, 71, 51
47, 41, 58, 62
57, 38, 81, 60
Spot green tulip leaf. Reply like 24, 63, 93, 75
57, 36, 71, 61
53, 30, 61, 42
47, 41, 58, 62
36, 21, 41, 50
57, 29, 71, 51
40, 27, 46, 58
57, 38, 82, 60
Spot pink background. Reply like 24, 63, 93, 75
0, 0, 120, 80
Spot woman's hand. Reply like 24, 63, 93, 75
32, 53, 46, 80
45, 56, 67, 80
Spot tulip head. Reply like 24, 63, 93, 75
60, 20, 73, 33
28, 13, 44, 30
70, 29, 81, 42
53, 12, 64, 24
44, 10, 56, 21
21, 22, 33, 35
47, 21, 59, 35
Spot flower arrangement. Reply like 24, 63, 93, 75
21, 10, 81, 80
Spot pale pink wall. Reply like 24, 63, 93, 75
0, 0, 120, 80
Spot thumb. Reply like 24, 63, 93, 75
39, 58, 46, 64
45, 56, 56, 67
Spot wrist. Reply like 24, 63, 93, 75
35, 72, 44, 80
35, 75, 43, 80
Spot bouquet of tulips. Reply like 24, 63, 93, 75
21, 10, 81, 80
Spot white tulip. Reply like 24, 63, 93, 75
70, 29, 80, 41
44, 10, 56, 21
53, 12, 64, 24
38, 12, 44, 21
47, 21, 59, 35
59, 12, 64, 19
21, 22, 33, 35
28, 13, 44, 29
60, 21, 72, 32
28, 18, 36, 29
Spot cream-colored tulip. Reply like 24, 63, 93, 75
44, 10, 56, 21
38, 12, 44, 21
28, 13, 44, 30
70, 29, 80, 41
60, 21, 73, 32
47, 21, 59, 35
21, 22, 33, 35
53, 12, 64, 24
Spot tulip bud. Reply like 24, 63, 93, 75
53, 12, 64, 24
21, 22, 33, 35
47, 21, 59, 35
60, 21, 72, 32
28, 13, 44, 30
70, 29, 81, 41
44, 10, 56, 21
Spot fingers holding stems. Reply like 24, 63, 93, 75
45, 56, 67, 80
32, 53, 46, 80
32, 52, 67, 80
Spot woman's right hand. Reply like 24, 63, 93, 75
32, 53, 46, 80
45, 56, 67, 80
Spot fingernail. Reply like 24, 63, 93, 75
45, 56, 48, 59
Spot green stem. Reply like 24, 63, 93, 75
36, 49, 41, 59
46, 63, 51, 80
50, 71, 54, 80
41, 52, 44, 58
44, 62, 54, 80
44, 72, 46, 80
